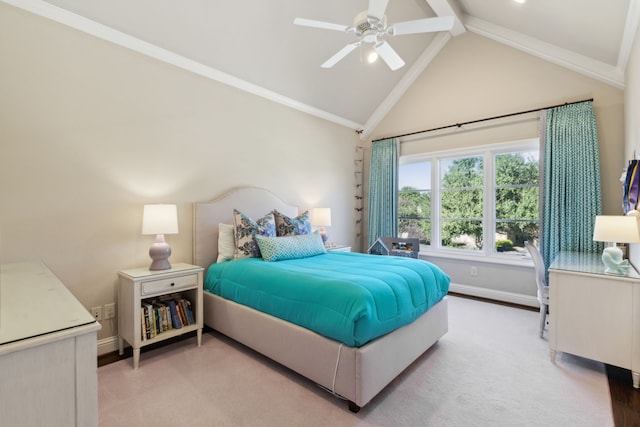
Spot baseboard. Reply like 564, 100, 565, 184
96, 285, 537, 355
97, 335, 120, 356
449, 283, 539, 308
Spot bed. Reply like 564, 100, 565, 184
193, 187, 449, 412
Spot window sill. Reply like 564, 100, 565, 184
419, 250, 534, 268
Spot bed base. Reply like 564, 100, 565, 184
203, 291, 448, 410
194, 187, 449, 411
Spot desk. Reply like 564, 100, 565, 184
549, 251, 640, 388
0, 262, 101, 426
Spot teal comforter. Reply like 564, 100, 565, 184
205, 252, 450, 347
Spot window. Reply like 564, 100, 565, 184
440, 155, 484, 250
398, 160, 431, 245
494, 150, 540, 253
398, 139, 539, 257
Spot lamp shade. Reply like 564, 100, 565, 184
592, 215, 640, 243
142, 204, 179, 235
311, 208, 332, 227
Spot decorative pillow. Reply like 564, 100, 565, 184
273, 210, 312, 237
255, 231, 327, 262
233, 209, 276, 259
217, 223, 235, 263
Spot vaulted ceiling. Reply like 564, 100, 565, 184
5, 0, 639, 138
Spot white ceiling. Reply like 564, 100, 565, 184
6, 0, 640, 137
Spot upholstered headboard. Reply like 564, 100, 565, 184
193, 186, 298, 269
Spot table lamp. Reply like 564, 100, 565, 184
142, 204, 179, 271
312, 207, 332, 245
592, 215, 640, 274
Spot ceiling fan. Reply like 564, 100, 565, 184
294, 0, 454, 71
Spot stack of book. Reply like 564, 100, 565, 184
140, 293, 195, 340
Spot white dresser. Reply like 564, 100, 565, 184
548, 251, 640, 388
0, 262, 101, 427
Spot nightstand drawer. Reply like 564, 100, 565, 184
141, 273, 198, 295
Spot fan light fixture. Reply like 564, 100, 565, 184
294, 0, 454, 71
361, 44, 379, 64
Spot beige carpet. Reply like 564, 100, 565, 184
98, 296, 613, 426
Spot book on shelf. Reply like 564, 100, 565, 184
166, 299, 183, 329
141, 306, 149, 340
183, 299, 194, 325
143, 302, 155, 339
141, 293, 196, 336
176, 297, 188, 326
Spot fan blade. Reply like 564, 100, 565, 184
321, 42, 360, 68
374, 41, 405, 70
389, 16, 454, 36
368, 0, 389, 20
294, 17, 348, 32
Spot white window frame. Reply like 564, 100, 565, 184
399, 138, 539, 264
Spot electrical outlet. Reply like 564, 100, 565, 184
91, 306, 103, 321
104, 303, 116, 320
470, 266, 478, 277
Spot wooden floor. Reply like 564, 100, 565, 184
606, 365, 640, 427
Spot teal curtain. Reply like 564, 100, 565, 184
541, 101, 602, 269
368, 138, 399, 248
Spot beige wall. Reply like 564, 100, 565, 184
625, 17, 640, 160
624, 19, 640, 267
0, 4, 360, 343
365, 32, 625, 301
371, 32, 624, 214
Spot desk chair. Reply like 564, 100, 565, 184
525, 241, 550, 338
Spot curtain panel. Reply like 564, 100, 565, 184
540, 101, 602, 270
367, 138, 399, 248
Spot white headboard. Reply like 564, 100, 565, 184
193, 186, 298, 269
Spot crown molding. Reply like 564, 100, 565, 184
2, 0, 362, 130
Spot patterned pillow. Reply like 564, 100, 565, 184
255, 231, 327, 262
273, 210, 312, 237
233, 209, 276, 259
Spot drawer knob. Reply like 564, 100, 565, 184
171, 282, 175, 287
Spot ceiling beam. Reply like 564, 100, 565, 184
2, 0, 363, 130
617, 0, 640, 72
360, 32, 452, 139
424, 0, 466, 36
465, 15, 625, 89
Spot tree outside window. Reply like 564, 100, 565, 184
398, 161, 431, 245
440, 156, 484, 250
494, 151, 539, 252
397, 141, 539, 256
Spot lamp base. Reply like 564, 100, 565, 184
319, 228, 328, 245
149, 235, 172, 271
601, 246, 630, 275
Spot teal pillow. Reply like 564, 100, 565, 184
255, 231, 327, 262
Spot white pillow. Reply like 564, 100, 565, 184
217, 223, 235, 263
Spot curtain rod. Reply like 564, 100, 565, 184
372, 98, 594, 143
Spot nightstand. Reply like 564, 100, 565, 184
327, 244, 352, 252
118, 263, 204, 369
